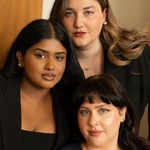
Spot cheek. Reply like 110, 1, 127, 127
88, 15, 104, 31
78, 115, 87, 133
62, 18, 71, 30
24, 60, 42, 73
56, 61, 66, 76
103, 114, 121, 131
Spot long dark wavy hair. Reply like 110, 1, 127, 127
0, 19, 84, 90
50, 0, 150, 66
71, 74, 150, 150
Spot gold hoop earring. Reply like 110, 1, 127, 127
18, 63, 21, 68
103, 21, 107, 25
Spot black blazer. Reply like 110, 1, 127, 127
103, 44, 150, 121
0, 75, 71, 150
57, 142, 82, 150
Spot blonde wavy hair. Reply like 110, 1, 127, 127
50, 0, 150, 66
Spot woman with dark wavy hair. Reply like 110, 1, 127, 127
58, 74, 150, 150
0, 19, 83, 150
49, 0, 150, 137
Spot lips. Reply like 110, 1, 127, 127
42, 73, 55, 81
89, 130, 103, 136
74, 32, 86, 37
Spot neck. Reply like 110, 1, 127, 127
82, 141, 121, 150
76, 40, 104, 78
76, 39, 103, 60
21, 77, 51, 104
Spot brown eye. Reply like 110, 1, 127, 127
55, 56, 64, 60
35, 54, 46, 58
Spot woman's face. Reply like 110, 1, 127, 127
62, 0, 107, 49
78, 98, 126, 149
17, 39, 67, 89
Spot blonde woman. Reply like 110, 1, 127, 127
50, 0, 150, 138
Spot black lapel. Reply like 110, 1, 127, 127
51, 87, 71, 150
103, 44, 131, 91
0, 75, 21, 150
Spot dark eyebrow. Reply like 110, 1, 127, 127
66, 6, 95, 11
83, 6, 95, 10
34, 48, 49, 53
33, 48, 67, 55
80, 104, 110, 109
55, 52, 67, 55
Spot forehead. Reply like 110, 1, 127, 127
27, 39, 67, 53
67, 0, 101, 9
80, 98, 120, 112
81, 96, 105, 105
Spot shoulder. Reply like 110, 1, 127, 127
57, 142, 82, 150
130, 45, 150, 73
141, 44, 150, 60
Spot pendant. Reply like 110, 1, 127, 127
85, 68, 90, 70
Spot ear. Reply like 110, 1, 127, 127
102, 8, 107, 23
120, 106, 127, 122
16, 51, 25, 67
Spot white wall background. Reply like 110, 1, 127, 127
42, 0, 150, 139
42, 0, 55, 19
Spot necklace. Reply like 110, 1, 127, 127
79, 49, 101, 71
21, 89, 50, 119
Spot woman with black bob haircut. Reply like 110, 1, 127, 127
58, 74, 150, 150
0, 19, 83, 150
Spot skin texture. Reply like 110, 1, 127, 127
16, 39, 67, 133
62, 0, 107, 49
17, 39, 67, 90
78, 98, 126, 150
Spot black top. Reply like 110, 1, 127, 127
20, 130, 57, 150
0, 75, 71, 150
57, 142, 82, 150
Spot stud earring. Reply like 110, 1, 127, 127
18, 63, 21, 68
103, 21, 107, 25
122, 117, 125, 122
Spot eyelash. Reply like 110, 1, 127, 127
55, 56, 64, 61
99, 109, 109, 114
35, 54, 46, 58
65, 11, 93, 17
65, 12, 74, 17
81, 110, 90, 115
80, 109, 109, 115
85, 11, 93, 15
35, 54, 65, 61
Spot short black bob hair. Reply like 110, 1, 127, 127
71, 74, 150, 150
0, 19, 83, 88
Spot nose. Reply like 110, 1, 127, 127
74, 14, 83, 29
44, 58, 55, 71
89, 113, 99, 127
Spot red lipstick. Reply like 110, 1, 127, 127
74, 32, 86, 37
89, 130, 103, 136
42, 73, 55, 81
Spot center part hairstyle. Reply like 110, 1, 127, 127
71, 74, 150, 150
50, 0, 150, 66
0, 19, 84, 89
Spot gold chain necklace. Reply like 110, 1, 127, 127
21, 90, 50, 119
79, 50, 101, 71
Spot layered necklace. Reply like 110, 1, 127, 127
21, 90, 51, 119
78, 48, 103, 72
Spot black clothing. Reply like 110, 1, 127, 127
20, 130, 56, 150
0, 75, 71, 150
